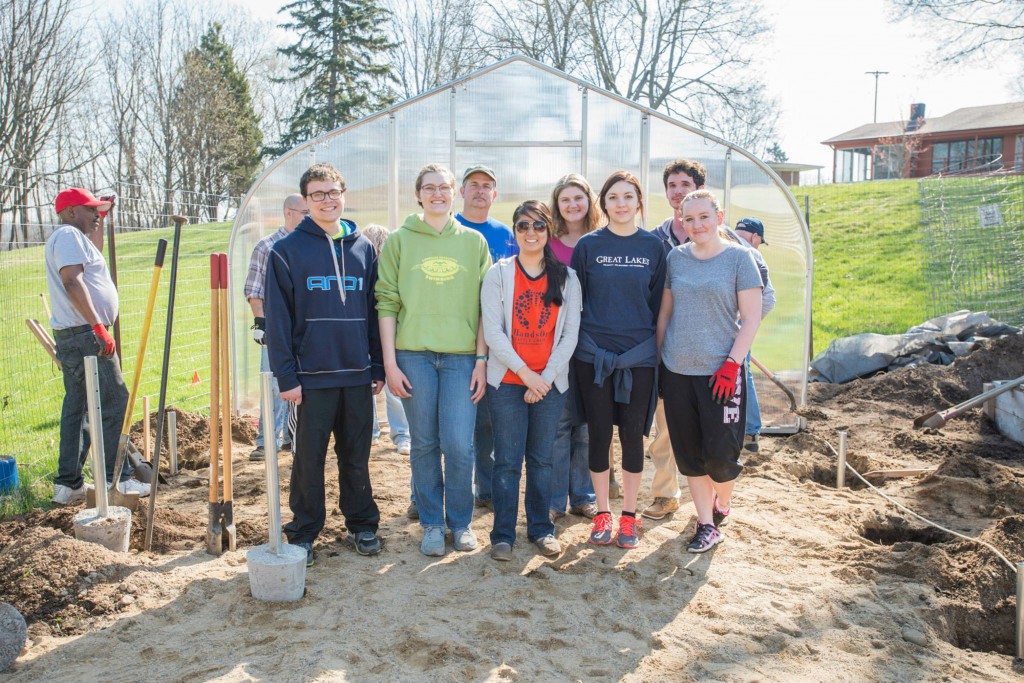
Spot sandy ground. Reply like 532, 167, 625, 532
2, 334, 1024, 682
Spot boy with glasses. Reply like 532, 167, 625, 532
265, 163, 385, 566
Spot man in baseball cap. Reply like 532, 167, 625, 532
454, 164, 516, 512
735, 217, 767, 248
45, 187, 149, 504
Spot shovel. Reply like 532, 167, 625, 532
913, 374, 1024, 429
89, 239, 167, 511
749, 355, 799, 412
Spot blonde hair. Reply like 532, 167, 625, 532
361, 223, 390, 256
550, 174, 600, 237
681, 188, 721, 213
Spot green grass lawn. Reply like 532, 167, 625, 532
794, 179, 929, 354
0, 222, 233, 514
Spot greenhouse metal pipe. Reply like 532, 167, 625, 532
261, 371, 281, 556
837, 431, 848, 488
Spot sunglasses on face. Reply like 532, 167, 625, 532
515, 220, 548, 234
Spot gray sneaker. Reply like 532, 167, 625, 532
569, 502, 599, 519
490, 542, 513, 562
420, 526, 445, 557
249, 446, 265, 461
452, 527, 478, 551
296, 541, 314, 567
351, 530, 382, 556
406, 500, 420, 520
533, 535, 561, 557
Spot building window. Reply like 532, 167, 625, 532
873, 144, 905, 180
838, 147, 871, 182
931, 137, 1003, 174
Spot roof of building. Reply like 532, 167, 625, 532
822, 101, 1024, 145
768, 162, 824, 172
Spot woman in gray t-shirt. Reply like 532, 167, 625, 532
655, 189, 762, 554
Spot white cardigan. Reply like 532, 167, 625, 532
480, 257, 581, 392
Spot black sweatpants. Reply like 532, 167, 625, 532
284, 384, 380, 544
660, 364, 745, 483
574, 360, 654, 474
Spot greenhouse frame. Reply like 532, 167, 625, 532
228, 56, 813, 433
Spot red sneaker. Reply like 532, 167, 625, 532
616, 514, 641, 549
589, 512, 614, 545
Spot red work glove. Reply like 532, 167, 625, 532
708, 358, 741, 405
92, 323, 116, 356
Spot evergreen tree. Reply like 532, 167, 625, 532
172, 23, 263, 214
271, 0, 396, 154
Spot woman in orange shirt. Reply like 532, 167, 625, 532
480, 200, 582, 561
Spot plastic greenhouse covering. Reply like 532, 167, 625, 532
229, 56, 813, 433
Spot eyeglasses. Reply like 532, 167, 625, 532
307, 189, 343, 202
420, 185, 454, 195
515, 220, 548, 234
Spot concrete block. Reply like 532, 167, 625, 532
993, 382, 1024, 446
247, 543, 306, 602
73, 506, 132, 553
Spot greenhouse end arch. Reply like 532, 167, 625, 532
228, 55, 813, 433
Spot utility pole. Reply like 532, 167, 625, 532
865, 71, 889, 123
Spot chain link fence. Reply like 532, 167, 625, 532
0, 169, 236, 512
920, 171, 1024, 327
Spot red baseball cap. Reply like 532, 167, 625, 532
54, 188, 112, 215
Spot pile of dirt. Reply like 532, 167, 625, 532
917, 454, 1024, 517
129, 408, 257, 470
0, 527, 145, 635
811, 332, 1024, 411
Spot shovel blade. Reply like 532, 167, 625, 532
207, 503, 224, 556
86, 484, 141, 511
912, 410, 942, 430
222, 501, 236, 552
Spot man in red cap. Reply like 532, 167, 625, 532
45, 188, 150, 504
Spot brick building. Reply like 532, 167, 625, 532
822, 101, 1024, 182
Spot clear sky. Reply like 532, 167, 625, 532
242, 0, 1020, 180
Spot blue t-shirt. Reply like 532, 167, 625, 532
455, 213, 517, 262
571, 227, 666, 354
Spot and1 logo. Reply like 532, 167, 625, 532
307, 275, 364, 291
413, 257, 467, 284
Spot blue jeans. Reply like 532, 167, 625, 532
397, 351, 477, 531
745, 356, 761, 436
257, 347, 291, 448
488, 383, 566, 546
373, 385, 410, 445
549, 402, 595, 512
473, 392, 494, 502
53, 326, 131, 486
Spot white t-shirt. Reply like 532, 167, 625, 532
44, 225, 119, 329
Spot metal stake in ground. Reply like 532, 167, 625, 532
89, 238, 167, 512
84, 356, 108, 517
836, 431, 848, 488
261, 371, 281, 555
144, 215, 187, 551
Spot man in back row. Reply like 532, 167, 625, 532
245, 193, 308, 461
454, 165, 517, 511
45, 188, 150, 504
643, 160, 775, 520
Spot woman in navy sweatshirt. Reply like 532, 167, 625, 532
570, 170, 666, 549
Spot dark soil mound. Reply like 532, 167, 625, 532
129, 408, 257, 470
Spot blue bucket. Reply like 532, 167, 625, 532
0, 455, 18, 494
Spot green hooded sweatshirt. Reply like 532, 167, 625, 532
376, 213, 492, 353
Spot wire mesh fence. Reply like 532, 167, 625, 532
919, 171, 1024, 327
0, 169, 236, 511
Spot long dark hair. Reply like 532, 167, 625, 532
513, 200, 567, 307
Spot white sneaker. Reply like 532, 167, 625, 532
52, 483, 87, 505
397, 442, 411, 456
452, 527, 478, 551
116, 479, 151, 497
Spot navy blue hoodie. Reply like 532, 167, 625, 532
265, 216, 384, 392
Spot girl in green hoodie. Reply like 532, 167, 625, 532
376, 163, 492, 557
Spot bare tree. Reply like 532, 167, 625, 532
891, 0, 1024, 63
386, 0, 485, 99
481, 0, 583, 71
0, 0, 90, 245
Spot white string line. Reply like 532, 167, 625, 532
823, 437, 1018, 574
